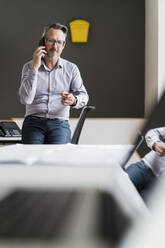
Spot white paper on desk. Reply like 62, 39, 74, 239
38, 144, 133, 167
0, 144, 133, 167
0, 144, 39, 165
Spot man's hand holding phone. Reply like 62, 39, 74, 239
31, 46, 47, 71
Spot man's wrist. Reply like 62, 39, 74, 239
71, 96, 77, 106
31, 65, 39, 71
152, 141, 161, 151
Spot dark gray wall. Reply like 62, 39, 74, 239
0, 0, 145, 118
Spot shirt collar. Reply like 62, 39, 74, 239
41, 57, 63, 71
57, 57, 63, 68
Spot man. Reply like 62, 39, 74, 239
125, 127, 165, 199
18, 23, 89, 144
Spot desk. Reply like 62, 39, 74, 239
0, 136, 22, 145
0, 144, 149, 247
0, 144, 148, 218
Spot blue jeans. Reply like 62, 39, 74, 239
125, 160, 156, 200
22, 116, 71, 144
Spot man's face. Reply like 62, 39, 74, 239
45, 28, 66, 60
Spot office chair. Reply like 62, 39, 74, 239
71, 105, 95, 144
119, 133, 144, 169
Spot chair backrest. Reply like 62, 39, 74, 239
120, 133, 144, 169
71, 106, 95, 144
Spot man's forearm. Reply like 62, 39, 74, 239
18, 67, 38, 105
145, 128, 165, 150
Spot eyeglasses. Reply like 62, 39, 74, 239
45, 37, 65, 47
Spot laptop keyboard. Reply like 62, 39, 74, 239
0, 190, 77, 239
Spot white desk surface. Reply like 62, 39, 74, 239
0, 136, 21, 142
0, 143, 133, 165
0, 143, 149, 221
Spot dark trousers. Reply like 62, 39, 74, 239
22, 116, 71, 144
125, 160, 156, 200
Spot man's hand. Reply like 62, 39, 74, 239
61, 92, 77, 106
154, 142, 165, 156
31, 46, 47, 71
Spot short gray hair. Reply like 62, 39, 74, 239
42, 23, 68, 39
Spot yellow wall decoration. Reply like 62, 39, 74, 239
69, 19, 90, 43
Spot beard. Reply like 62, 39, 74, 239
46, 49, 59, 60
46, 54, 59, 60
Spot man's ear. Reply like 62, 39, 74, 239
63, 41, 66, 48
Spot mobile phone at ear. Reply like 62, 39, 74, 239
39, 37, 45, 46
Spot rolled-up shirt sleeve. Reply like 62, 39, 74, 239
145, 127, 165, 150
18, 63, 38, 105
70, 65, 89, 108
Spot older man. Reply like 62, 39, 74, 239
18, 23, 88, 144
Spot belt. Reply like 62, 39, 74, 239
35, 116, 60, 121
28, 115, 67, 121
